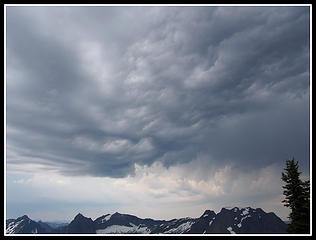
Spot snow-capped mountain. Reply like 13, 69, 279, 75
206, 207, 287, 234
6, 207, 287, 234
6, 215, 50, 234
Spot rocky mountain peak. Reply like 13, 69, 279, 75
6, 207, 287, 234
74, 213, 85, 220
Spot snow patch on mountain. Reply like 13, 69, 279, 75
6, 220, 24, 234
241, 215, 251, 222
164, 221, 194, 233
241, 208, 250, 216
101, 214, 112, 223
236, 214, 252, 228
227, 226, 236, 234
96, 223, 150, 234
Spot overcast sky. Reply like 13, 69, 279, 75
6, 5, 310, 222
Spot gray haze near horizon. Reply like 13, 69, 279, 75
6, 6, 310, 222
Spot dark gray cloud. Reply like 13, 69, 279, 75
6, 6, 310, 178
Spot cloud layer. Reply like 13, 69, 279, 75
7, 159, 289, 221
6, 6, 310, 177
6, 6, 310, 221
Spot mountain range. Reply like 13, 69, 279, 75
6, 207, 288, 234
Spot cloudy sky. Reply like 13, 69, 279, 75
5, 5, 310, 222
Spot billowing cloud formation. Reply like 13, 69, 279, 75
6, 6, 310, 178
6, 6, 310, 221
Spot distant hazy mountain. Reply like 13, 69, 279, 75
42, 221, 68, 229
6, 207, 287, 234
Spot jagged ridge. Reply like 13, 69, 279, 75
6, 207, 287, 234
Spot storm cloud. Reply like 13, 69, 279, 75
6, 6, 310, 221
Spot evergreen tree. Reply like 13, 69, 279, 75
281, 158, 310, 233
